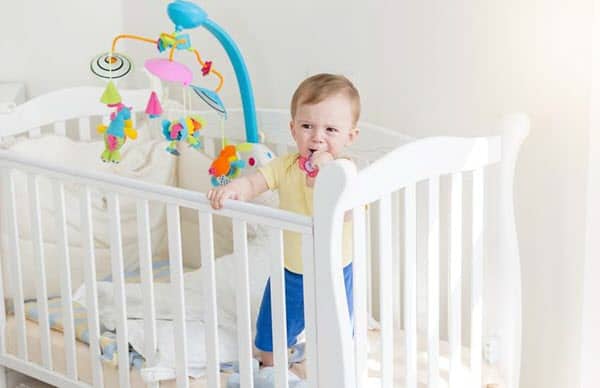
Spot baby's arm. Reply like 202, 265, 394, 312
207, 171, 269, 209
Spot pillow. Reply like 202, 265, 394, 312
1, 133, 176, 300
177, 141, 278, 268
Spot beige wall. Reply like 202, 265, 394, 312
1, 1, 593, 387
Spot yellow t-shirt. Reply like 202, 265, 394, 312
258, 153, 353, 274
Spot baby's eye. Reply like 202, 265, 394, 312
301, 124, 312, 129
326, 127, 339, 133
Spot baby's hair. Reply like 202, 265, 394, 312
291, 73, 361, 126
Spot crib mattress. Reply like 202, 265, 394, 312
5, 317, 502, 387
5, 317, 229, 387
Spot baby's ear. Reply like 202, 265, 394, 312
347, 127, 360, 145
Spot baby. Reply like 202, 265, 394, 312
208, 73, 360, 387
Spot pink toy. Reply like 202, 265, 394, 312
145, 58, 193, 86
145, 91, 163, 118
298, 155, 319, 178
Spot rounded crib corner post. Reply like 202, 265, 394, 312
496, 113, 529, 388
313, 159, 357, 388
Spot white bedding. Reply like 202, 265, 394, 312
1, 133, 176, 300
74, 224, 276, 382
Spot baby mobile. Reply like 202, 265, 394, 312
90, 0, 228, 161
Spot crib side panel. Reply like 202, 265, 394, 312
0, 150, 313, 388
312, 119, 528, 388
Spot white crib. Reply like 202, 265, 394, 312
0, 85, 528, 388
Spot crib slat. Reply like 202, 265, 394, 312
137, 200, 158, 369
28, 175, 52, 370
471, 169, 484, 388
268, 227, 288, 388
107, 193, 131, 388
233, 220, 254, 388
167, 204, 190, 388
78, 117, 91, 141
378, 194, 394, 387
3, 170, 28, 361
404, 185, 417, 388
391, 191, 402, 328
199, 212, 220, 388
301, 233, 318, 388
53, 120, 66, 136
427, 176, 440, 387
352, 206, 368, 387
80, 187, 104, 387
366, 206, 373, 320
53, 181, 77, 379
449, 173, 463, 388
0, 172, 7, 360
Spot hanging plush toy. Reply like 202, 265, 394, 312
96, 80, 138, 163
208, 142, 277, 186
97, 104, 138, 163
161, 114, 205, 155
209, 144, 247, 186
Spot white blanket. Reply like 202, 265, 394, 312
74, 225, 276, 382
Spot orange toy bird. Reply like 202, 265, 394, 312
209, 145, 246, 186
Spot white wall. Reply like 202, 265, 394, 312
0, 1, 593, 387
581, 1, 600, 387
0, 1, 123, 97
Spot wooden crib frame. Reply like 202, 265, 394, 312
0, 86, 528, 388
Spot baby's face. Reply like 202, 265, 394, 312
290, 93, 358, 158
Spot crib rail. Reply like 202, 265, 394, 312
0, 151, 311, 234
0, 87, 153, 141
313, 114, 528, 388
0, 150, 312, 388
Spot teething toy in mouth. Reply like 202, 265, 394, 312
298, 149, 319, 177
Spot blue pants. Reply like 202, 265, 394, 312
254, 263, 353, 352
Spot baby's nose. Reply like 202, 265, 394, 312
311, 128, 325, 141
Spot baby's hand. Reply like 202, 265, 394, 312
305, 151, 334, 187
310, 150, 334, 169
207, 185, 239, 209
